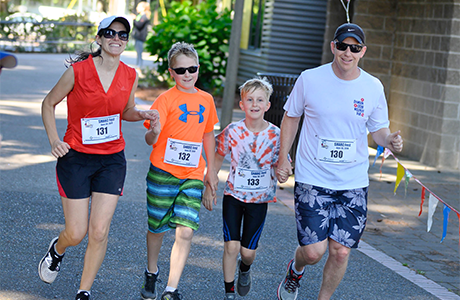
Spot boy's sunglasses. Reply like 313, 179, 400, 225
335, 41, 364, 53
172, 66, 198, 75
102, 29, 129, 41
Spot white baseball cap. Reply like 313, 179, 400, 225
97, 16, 131, 34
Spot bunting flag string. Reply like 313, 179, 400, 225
374, 147, 459, 243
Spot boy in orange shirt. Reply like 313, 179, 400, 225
140, 42, 219, 300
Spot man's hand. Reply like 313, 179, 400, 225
386, 130, 403, 153
276, 157, 293, 183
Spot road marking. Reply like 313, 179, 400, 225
358, 241, 460, 300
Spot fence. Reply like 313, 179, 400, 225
0, 20, 95, 53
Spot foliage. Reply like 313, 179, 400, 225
144, 0, 232, 95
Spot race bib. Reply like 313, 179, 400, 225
316, 138, 356, 164
234, 167, 271, 192
81, 114, 120, 145
164, 138, 202, 168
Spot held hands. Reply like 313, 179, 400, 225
51, 139, 70, 158
276, 157, 293, 183
143, 110, 161, 135
202, 170, 218, 211
202, 183, 216, 211
386, 130, 403, 153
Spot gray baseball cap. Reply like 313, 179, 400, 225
97, 16, 131, 34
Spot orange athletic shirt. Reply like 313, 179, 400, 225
63, 56, 136, 154
144, 86, 219, 180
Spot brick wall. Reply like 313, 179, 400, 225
327, 0, 460, 169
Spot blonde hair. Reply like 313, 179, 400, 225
239, 77, 273, 102
136, 2, 151, 18
168, 42, 199, 68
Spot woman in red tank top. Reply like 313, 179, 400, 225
38, 15, 159, 300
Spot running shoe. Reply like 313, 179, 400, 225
38, 237, 64, 284
160, 290, 182, 300
236, 258, 251, 296
75, 290, 90, 300
141, 268, 160, 300
224, 292, 236, 299
277, 259, 303, 300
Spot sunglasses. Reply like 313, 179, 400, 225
102, 29, 129, 41
335, 41, 364, 53
172, 66, 198, 75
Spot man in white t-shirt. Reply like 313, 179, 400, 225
276, 23, 403, 300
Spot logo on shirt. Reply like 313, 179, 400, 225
179, 104, 205, 123
353, 98, 365, 117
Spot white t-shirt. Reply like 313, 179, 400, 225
284, 63, 389, 190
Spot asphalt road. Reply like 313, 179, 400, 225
0, 53, 453, 299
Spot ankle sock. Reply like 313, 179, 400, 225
164, 286, 176, 293
224, 280, 235, 293
239, 261, 251, 272
291, 261, 304, 275
146, 266, 159, 275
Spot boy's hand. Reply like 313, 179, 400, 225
140, 109, 160, 122
204, 169, 218, 194
202, 183, 216, 211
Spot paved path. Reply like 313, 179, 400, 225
0, 53, 458, 299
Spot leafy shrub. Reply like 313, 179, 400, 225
144, 0, 232, 95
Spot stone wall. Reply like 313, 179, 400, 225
326, 0, 460, 169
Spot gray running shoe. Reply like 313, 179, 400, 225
38, 237, 64, 284
141, 268, 160, 300
224, 292, 236, 300
236, 259, 251, 296
160, 290, 182, 300
277, 259, 303, 300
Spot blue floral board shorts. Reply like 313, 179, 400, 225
294, 182, 368, 249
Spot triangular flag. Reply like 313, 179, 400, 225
394, 163, 405, 195
441, 205, 451, 243
457, 213, 460, 245
373, 145, 384, 167
418, 187, 426, 217
427, 193, 439, 232
404, 170, 412, 196
384, 148, 391, 158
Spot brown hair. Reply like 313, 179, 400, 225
167, 42, 199, 68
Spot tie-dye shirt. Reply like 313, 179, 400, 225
216, 119, 280, 204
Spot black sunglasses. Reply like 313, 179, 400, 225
102, 29, 129, 41
335, 41, 364, 53
172, 66, 198, 75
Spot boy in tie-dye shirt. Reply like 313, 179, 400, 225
203, 77, 281, 300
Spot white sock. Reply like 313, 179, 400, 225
164, 286, 176, 293
146, 266, 159, 275
292, 261, 304, 275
